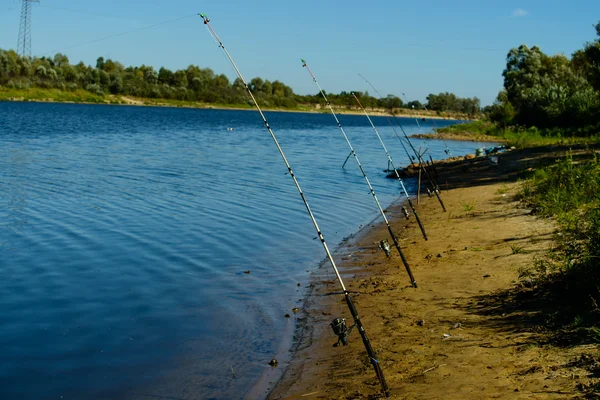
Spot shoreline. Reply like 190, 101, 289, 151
0, 96, 465, 120
410, 131, 505, 142
267, 144, 600, 399
248, 192, 414, 399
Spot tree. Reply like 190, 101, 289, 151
406, 100, 423, 110
96, 57, 105, 70
158, 67, 174, 85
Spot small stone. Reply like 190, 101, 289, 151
452, 322, 462, 329
292, 307, 299, 313
483, 274, 491, 278
417, 319, 425, 326
244, 270, 251, 274
284, 314, 290, 318
436, 253, 442, 258
269, 359, 278, 367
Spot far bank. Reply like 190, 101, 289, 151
0, 87, 470, 120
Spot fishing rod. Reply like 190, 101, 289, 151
421, 105, 453, 157
402, 98, 444, 201
351, 92, 428, 241
359, 75, 447, 212
301, 58, 418, 289
198, 14, 390, 397
362, 78, 440, 192
407, 102, 446, 186
402, 96, 444, 188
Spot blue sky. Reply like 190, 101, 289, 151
0, 0, 599, 105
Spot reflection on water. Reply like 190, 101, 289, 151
0, 102, 477, 399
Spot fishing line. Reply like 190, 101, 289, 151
403, 96, 444, 186
45, 14, 197, 56
301, 58, 418, 288
359, 75, 447, 212
199, 14, 390, 397
402, 95, 445, 207
422, 105, 453, 157
38, 4, 141, 21
351, 92, 428, 241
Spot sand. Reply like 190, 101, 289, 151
268, 145, 600, 399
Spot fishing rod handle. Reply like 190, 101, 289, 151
345, 294, 391, 397
386, 225, 418, 288
406, 198, 428, 241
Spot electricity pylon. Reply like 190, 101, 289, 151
17, 0, 40, 58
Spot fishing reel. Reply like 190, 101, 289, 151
330, 318, 356, 347
379, 239, 391, 257
402, 206, 411, 220
200, 13, 210, 23
426, 188, 433, 197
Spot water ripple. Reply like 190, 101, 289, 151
0, 102, 477, 399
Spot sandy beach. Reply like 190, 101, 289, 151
268, 145, 600, 399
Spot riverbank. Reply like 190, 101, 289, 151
0, 87, 465, 120
410, 131, 505, 142
268, 144, 600, 399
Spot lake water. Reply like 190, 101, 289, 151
0, 102, 479, 399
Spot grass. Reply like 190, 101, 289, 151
0, 86, 106, 103
460, 200, 476, 214
436, 120, 600, 148
509, 244, 526, 254
0, 86, 312, 112
497, 184, 510, 195
518, 150, 600, 337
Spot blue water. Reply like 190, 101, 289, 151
0, 102, 475, 399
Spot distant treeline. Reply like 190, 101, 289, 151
0, 48, 480, 115
485, 21, 600, 135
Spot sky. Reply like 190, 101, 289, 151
0, 0, 599, 105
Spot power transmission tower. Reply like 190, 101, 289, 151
17, 0, 40, 58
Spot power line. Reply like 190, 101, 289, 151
38, 4, 142, 21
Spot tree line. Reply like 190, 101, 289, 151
0, 48, 480, 116
486, 21, 600, 135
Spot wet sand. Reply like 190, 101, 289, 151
268, 144, 600, 399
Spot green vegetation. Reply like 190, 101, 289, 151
426, 92, 480, 115
437, 120, 599, 147
519, 151, 600, 338
435, 21, 600, 145
0, 86, 106, 103
509, 244, 525, 255
460, 200, 476, 214
0, 48, 479, 116
494, 22, 600, 135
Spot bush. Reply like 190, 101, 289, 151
85, 83, 104, 96
520, 151, 600, 327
